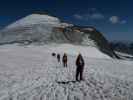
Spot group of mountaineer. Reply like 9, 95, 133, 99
52, 53, 85, 81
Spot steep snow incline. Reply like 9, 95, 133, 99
115, 51, 133, 60
6, 14, 61, 29
0, 44, 133, 100
0, 14, 76, 45
0, 14, 62, 44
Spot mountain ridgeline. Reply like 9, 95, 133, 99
0, 13, 119, 58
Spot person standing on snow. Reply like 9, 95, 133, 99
62, 53, 67, 67
57, 54, 61, 63
75, 53, 85, 81
52, 52, 56, 57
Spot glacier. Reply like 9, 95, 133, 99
0, 13, 132, 100
0, 44, 133, 100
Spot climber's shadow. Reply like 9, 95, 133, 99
56, 80, 77, 84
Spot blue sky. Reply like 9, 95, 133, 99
0, 0, 132, 41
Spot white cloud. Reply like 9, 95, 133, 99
73, 9, 127, 25
109, 16, 119, 24
109, 16, 127, 24
73, 12, 104, 21
73, 8, 105, 21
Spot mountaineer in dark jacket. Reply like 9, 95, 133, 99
62, 53, 67, 67
57, 54, 61, 62
75, 53, 85, 81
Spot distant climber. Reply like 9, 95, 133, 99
62, 53, 67, 67
75, 53, 85, 81
52, 52, 56, 57
57, 54, 61, 62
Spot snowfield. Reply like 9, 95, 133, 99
0, 44, 133, 100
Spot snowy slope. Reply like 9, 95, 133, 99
0, 13, 118, 58
0, 44, 133, 100
0, 14, 84, 44
49, 44, 110, 59
0, 14, 61, 44
6, 14, 61, 29
115, 51, 133, 60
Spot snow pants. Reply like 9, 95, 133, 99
76, 66, 84, 81
63, 61, 67, 67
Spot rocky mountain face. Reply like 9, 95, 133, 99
0, 13, 119, 58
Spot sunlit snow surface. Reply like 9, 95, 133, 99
0, 44, 133, 100
6, 14, 61, 29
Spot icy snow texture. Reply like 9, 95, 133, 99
0, 14, 62, 44
0, 44, 133, 100
6, 14, 61, 29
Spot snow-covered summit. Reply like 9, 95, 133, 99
6, 14, 61, 29
0, 13, 118, 58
